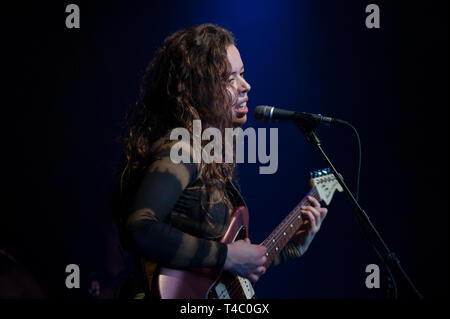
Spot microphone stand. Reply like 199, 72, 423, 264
295, 119, 423, 299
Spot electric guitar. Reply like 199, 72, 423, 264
152, 168, 343, 298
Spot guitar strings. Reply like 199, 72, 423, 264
216, 188, 320, 299
263, 189, 319, 254
266, 190, 319, 251
218, 198, 309, 299
218, 189, 319, 299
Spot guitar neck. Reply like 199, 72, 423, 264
261, 187, 319, 267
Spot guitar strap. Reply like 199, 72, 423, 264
142, 259, 157, 299
227, 179, 248, 209
129, 255, 155, 299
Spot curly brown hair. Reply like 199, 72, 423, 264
116, 24, 239, 221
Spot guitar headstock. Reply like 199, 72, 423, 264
309, 168, 343, 205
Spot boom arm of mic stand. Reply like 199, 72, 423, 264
296, 124, 423, 299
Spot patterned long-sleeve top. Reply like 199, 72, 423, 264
122, 140, 303, 297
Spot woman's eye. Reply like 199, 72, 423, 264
240, 72, 245, 78
228, 78, 235, 83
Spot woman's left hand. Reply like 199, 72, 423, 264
291, 195, 328, 255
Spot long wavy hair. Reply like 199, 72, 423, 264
115, 24, 238, 222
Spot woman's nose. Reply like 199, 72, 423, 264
240, 78, 251, 93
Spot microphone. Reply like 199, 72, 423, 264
254, 105, 348, 127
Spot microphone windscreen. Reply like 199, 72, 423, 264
254, 105, 272, 122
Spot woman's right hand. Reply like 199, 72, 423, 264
223, 238, 267, 283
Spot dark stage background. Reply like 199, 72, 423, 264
2, 0, 448, 299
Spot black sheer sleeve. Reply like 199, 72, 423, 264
125, 141, 228, 269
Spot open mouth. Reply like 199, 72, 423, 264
235, 101, 247, 110
234, 100, 248, 116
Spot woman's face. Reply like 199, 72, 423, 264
226, 45, 251, 127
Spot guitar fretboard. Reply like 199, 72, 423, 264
261, 187, 319, 267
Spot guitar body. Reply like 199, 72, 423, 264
150, 168, 342, 299
153, 206, 256, 299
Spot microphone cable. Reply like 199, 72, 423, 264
342, 121, 362, 202
341, 121, 398, 299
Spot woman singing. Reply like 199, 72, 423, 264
115, 24, 328, 299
